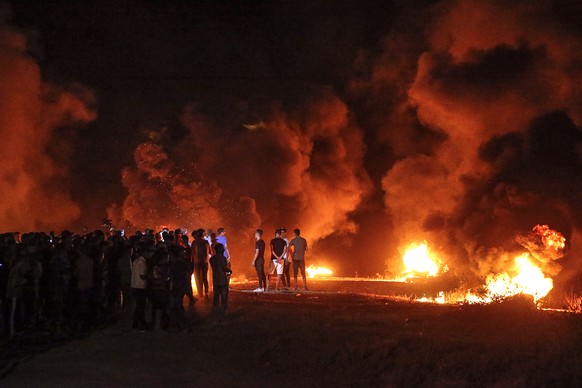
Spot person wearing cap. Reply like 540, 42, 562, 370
269, 229, 287, 291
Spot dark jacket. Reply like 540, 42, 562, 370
209, 254, 229, 286
170, 258, 191, 291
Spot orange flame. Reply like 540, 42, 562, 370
306, 265, 333, 278
483, 253, 553, 303
413, 225, 565, 306
402, 242, 441, 278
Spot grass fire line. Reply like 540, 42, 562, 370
396, 224, 565, 306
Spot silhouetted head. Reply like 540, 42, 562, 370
215, 243, 225, 254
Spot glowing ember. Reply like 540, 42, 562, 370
402, 242, 440, 277
306, 265, 333, 278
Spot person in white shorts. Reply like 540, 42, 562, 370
269, 229, 287, 291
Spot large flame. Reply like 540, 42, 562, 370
306, 265, 333, 279
483, 253, 553, 303
412, 225, 565, 306
402, 242, 440, 278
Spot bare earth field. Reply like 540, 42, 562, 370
2, 280, 582, 387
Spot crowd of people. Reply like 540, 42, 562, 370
0, 225, 309, 338
0, 227, 233, 338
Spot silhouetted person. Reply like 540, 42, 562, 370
179, 234, 196, 305
216, 228, 230, 262
7, 244, 42, 337
280, 228, 291, 287
131, 245, 151, 332
251, 229, 266, 292
192, 229, 211, 299
289, 229, 308, 290
209, 244, 230, 312
150, 251, 170, 331
74, 240, 95, 331
169, 246, 191, 330
270, 229, 287, 291
117, 243, 132, 313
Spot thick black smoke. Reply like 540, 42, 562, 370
378, 0, 582, 281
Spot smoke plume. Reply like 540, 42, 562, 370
111, 89, 370, 270
379, 0, 582, 279
0, 9, 95, 232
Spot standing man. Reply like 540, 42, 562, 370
180, 234, 196, 306
216, 228, 230, 262
204, 229, 213, 255
289, 229, 308, 290
280, 228, 291, 288
209, 243, 230, 312
251, 229, 266, 292
192, 229, 211, 300
131, 244, 153, 332
269, 229, 287, 291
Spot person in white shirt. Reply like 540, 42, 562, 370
280, 228, 291, 288
131, 244, 154, 331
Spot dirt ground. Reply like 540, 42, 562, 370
2, 280, 582, 387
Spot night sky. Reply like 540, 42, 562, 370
2, 0, 581, 277
8, 0, 399, 218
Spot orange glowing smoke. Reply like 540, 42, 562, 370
306, 265, 333, 279
0, 18, 95, 231
533, 224, 566, 250
401, 242, 441, 279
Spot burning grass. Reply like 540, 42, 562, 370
565, 292, 582, 314
394, 224, 567, 308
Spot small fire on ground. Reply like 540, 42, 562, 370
306, 265, 333, 279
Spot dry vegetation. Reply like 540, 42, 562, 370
565, 292, 582, 314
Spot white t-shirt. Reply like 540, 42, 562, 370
283, 238, 289, 261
